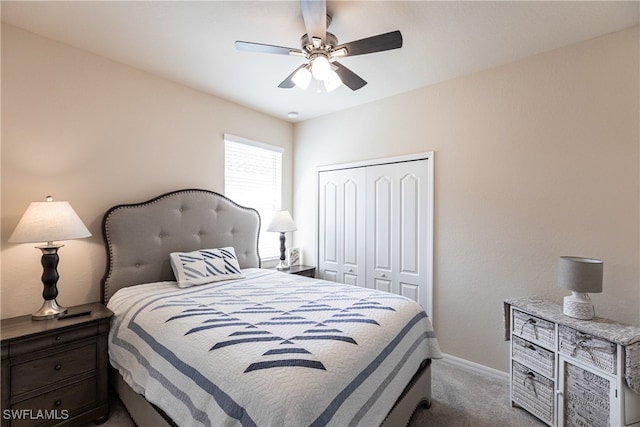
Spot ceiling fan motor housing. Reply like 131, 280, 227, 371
300, 32, 339, 54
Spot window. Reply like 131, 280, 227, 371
224, 134, 283, 260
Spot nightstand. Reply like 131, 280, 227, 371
1, 302, 113, 427
273, 265, 316, 278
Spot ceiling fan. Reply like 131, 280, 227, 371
235, 0, 403, 92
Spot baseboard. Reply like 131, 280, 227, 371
440, 353, 510, 383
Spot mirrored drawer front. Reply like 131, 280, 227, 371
512, 360, 554, 425
512, 335, 555, 379
9, 377, 97, 427
11, 342, 96, 397
558, 325, 616, 374
513, 310, 555, 350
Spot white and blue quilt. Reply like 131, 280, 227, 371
108, 268, 441, 427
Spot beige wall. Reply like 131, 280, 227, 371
293, 26, 640, 372
1, 25, 293, 318
2, 21, 638, 374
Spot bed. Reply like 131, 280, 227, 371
101, 189, 441, 426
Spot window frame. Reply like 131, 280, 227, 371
224, 133, 284, 261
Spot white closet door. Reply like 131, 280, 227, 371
366, 160, 432, 312
317, 168, 366, 286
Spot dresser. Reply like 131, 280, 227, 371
1, 303, 113, 427
505, 297, 640, 427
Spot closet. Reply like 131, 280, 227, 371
317, 153, 434, 317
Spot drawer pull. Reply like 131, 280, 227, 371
55, 335, 62, 341
54, 400, 62, 407
524, 371, 538, 396
520, 318, 538, 339
54, 364, 62, 371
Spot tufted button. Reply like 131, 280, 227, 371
135, 263, 141, 268
158, 233, 163, 238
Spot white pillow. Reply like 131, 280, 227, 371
170, 247, 244, 288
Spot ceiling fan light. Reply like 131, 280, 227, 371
324, 69, 342, 92
292, 66, 312, 90
311, 55, 331, 81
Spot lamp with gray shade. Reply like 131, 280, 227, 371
9, 196, 92, 320
558, 256, 603, 320
266, 210, 297, 270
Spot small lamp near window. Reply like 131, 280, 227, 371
9, 196, 92, 320
267, 210, 297, 270
558, 256, 603, 320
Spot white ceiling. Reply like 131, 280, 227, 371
2, 1, 638, 122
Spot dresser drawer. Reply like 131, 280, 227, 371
11, 342, 96, 397
9, 377, 96, 427
558, 325, 616, 374
512, 335, 555, 379
513, 309, 555, 350
9, 324, 97, 357
512, 360, 555, 425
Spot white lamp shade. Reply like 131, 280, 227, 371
292, 66, 312, 91
311, 55, 331, 81
324, 69, 343, 92
9, 199, 91, 244
266, 210, 297, 233
558, 256, 603, 293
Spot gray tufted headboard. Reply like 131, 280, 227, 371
101, 189, 261, 303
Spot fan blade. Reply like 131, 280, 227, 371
333, 30, 403, 57
333, 61, 367, 91
278, 64, 307, 88
300, 0, 326, 44
235, 41, 303, 56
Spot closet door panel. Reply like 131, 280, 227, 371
366, 160, 431, 313
318, 168, 365, 286
318, 153, 433, 318
373, 277, 393, 294
342, 179, 360, 267
400, 174, 419, 274
318, 177, 339, 280
372, 176, 393, 272
397, 163, 431, 312
400, 281, 420, 303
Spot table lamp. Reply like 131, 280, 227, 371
9, 196, 92, 320
267, 210, 297, 270
558, 256, 603, 320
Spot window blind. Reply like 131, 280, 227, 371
224, 134, 283, 260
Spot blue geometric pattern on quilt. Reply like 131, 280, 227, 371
163, 287, 395, 373
170, 246, 243, 288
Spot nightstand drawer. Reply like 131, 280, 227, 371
10, 377, 96, 427
512, 360, 554, 425
513, 310, 555, 350
11, 342, 96, 397
558, 325, 616, 374
512, 335, 555, 379
9, 324, 96, 357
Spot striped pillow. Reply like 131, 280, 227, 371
170, 247, 243, 288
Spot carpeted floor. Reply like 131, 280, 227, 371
96, 358, 546, 426
408, 359, 545, 426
